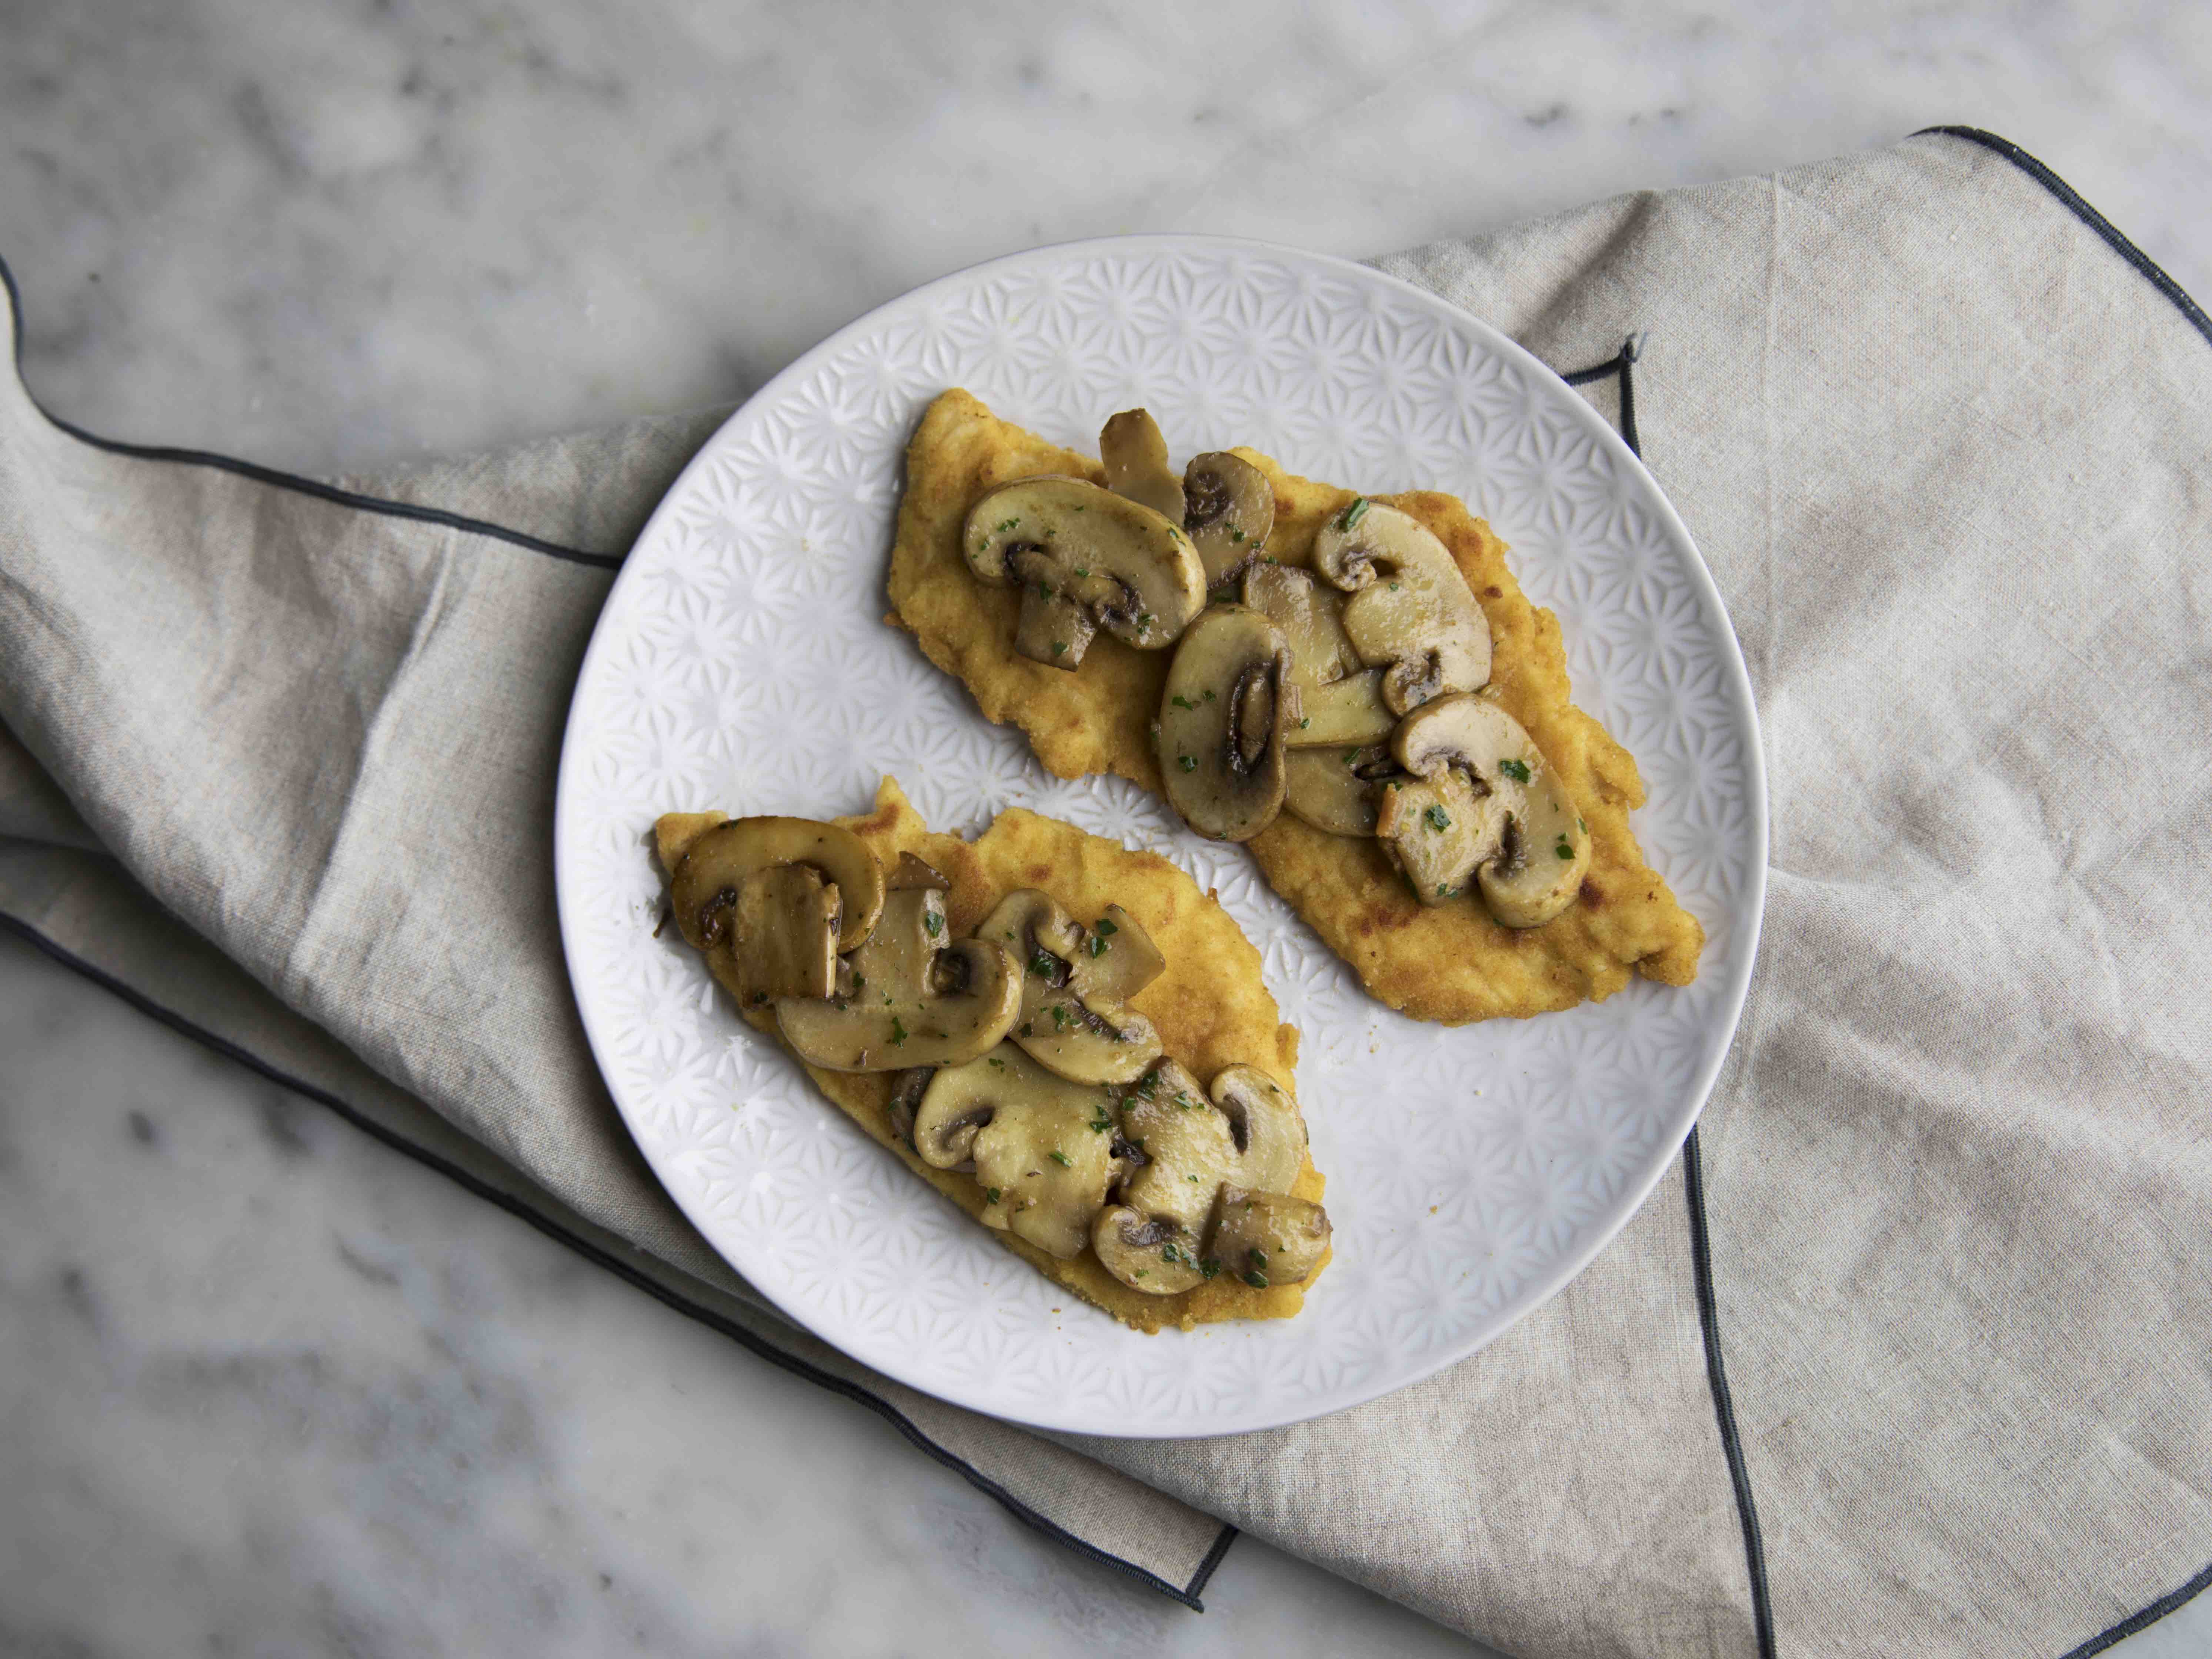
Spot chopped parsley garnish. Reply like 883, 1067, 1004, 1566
1090, 1112, 1112, 1134
985, 1186, 1001, 1203
851, 974, 865, 989
1499, 758, 1531, 784
1230, 527, 1245, 543
1201, 688, 1215, 701
1035, 580, 1054, 599
1556, 841, 1576, 861
1172, 1091, 1193, 1109
1388, 581, 1401, 591
1048, 1150, 1071, 1168
1029, 951, 1058, 979
995, 518, 1019, 533
1171, 694, 1195, 710
987, 1056, 1005, 1068
1424, 804, 1451, 832
1051, 640, 1067, 656
1242, 1269, 1270, 1289
1299, 718, 1310, 729
1095, 917, 1118, 937
1072, 566, 1088, 577
1336, 497, 1369, 532
923, 911, 942, 937
889, 1016, 908, 1045
1051, 1004, 1069, 1030
1251, 1248, 1269, 1268
1200, 1256, 1221, 1280
1177, 755, 1197, 772
1437, 884, 1457, 897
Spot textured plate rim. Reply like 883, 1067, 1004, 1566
553, 232, 1768, 1438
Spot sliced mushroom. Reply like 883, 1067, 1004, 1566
1208, 1065, 1307, 1196
1099, 409, 1185, 524
1157, 605, 1294, 842
963, 476, 1205, 668
912, 1045, 1121, 1258
1113, 1061, 1237, 1235
670, 817, 885, 952
976, 890, 1164, 1085
1374, 768, 1509, 906
725, 864, 840, 1003
884, 852, 950, 891
1210, 1188, 1331, 1287
776, 887, 1021, 1071
653, 810, 726, 877
1183, 451, 1274, 583
1241, 562, 1394, 747
1283, 744, 1405, 838
1091, 1205, 1208, 1295
1395, 694, 1591, 927
1311, 499, 1491, 715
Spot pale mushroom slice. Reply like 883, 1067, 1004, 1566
1113, 1061, 1236, 1236
1282, 744, 1405, 838
963, 476, 1205, 668
1099, 408, 1185, 524
776, 887, 1022, 1071
1241, 562, 1394, 747
1374, 768, 1510, 907
1395, 694, 1592, 927
1207, 1065, 1308, 1196
975, 890, 1165, 1085
1157, 605, 1295, 842
1091, 1205, 1208, 1295
912, 1045, 1122, 1258
1311, 498, 1492, 715
1209, 1188, 1331, 1288
1183, 451, 1274, 584
670, 816, 885, 952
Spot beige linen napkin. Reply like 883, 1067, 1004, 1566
4, 128, 2208, 1658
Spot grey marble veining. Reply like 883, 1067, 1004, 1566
5, 3, 2211, 1655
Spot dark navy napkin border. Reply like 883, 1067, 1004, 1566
5, 123, 2209, 1653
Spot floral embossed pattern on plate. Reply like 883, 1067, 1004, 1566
553, 237, 1766, 1437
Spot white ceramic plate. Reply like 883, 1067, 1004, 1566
553, 236, 1765, 1438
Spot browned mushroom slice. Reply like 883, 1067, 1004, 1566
976, 889, 1165, 1085
726, 864, 840, 1003
1157, 605, 1294, 842
1091, 1205, 1208, 1294
1311, 498, 1492, 715
1183, 450, 1274, 583
963, 476, 1205, 668
670, 816, 885, 952
776, 887, 1021, 1071
1282, 744, 1405, 837
1209, 1187, 1331, 1287
911, 1044, 1122, 1258
1241, 561, 1394, 747
1374, 768, 1509, 906
1395, 693, 1591, 927
1099, 408, 1185, 524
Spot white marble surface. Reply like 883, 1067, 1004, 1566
4, 3, 2211, 1654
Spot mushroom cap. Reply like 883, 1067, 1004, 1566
1182, 451, 1274, 584
1240, 561, 1395, 748
724, 863, 841, 1005
976, 889, 1165, 1085
1156, 604, 1295, 842
1389, 693, 1591, 924
1210, 1187, 1331, 1287
1282, 744, 1402, 838
670, 816, 885, 952
912, 1044, 1121, 1259
1099, 408, 1186, 524
1311, 500, 1492, 715
1091, 1205, 1208, 1295
962, 475, 1205, 667
776, 888, 1022, 1071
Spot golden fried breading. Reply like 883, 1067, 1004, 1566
660, 779, 1323, 1334
887, 389, 1704, 1024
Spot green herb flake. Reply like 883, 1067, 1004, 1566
1173, 1091, 1194, 1110
1051, 1004, 1069, 1030
1230, 527, 1246, 543
1072, 565, 1089, 577
1171, 694, 1195, 710
1499, 757, 1531, 784
987, 1057, 1005, 1069
985, 1186, 1002, 1203
1051, 640, 1067, 656
852, 974, 865, 989
1133, 1268, 1148, 1279
1178, 755, 1197, 773
1424, 804, 1451, 833
1035, 580, 1054, 599
1200, 1256, 1221, 1280
1336, 497, 1369, 532
1201, 688, 1215, 701
1090, 1113, 1112, 1134
1299, 717, 1311, 729
995, 518, 1019, 533
1029, 951, 1058, 979
1556, 841, 1576, 861
1437, 884, 1457, 897
923, 911, 942, 938
1048, 1150, 1071, 1168
1251, 1248, 1269, 1268
1243, 1269, 1271, 1289
1388, 581, 1401, 591
1187, 1173, 1201, 1183
889, 1016, 908, 1045
1095, 917, 1118, 938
